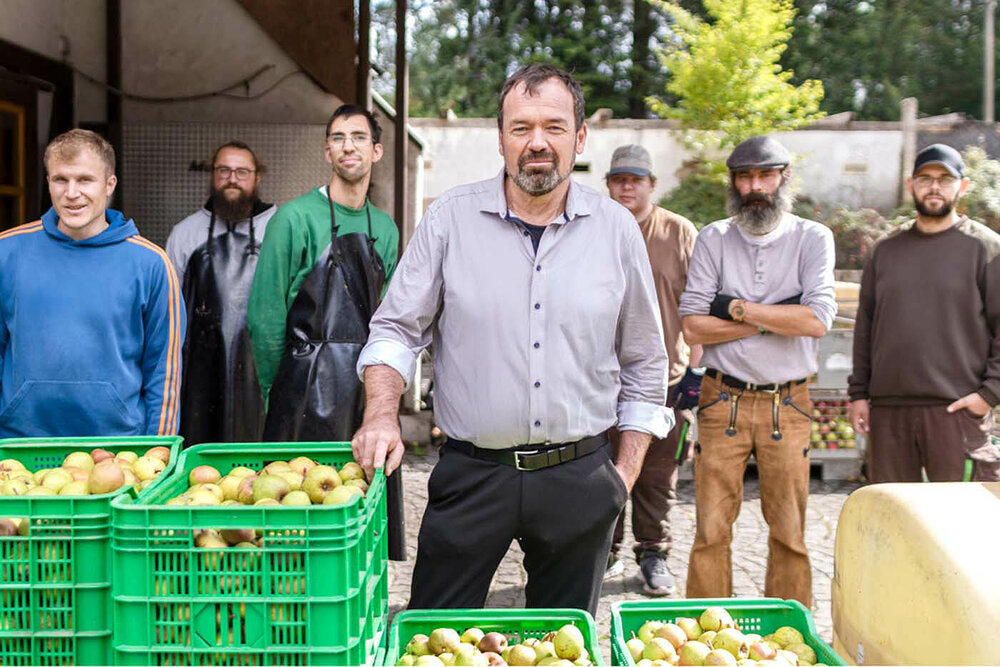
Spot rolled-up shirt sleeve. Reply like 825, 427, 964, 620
800, 226, 837, 331
357, 207, 445, 389
678, 229, 720, 317
616, 227, 674, 438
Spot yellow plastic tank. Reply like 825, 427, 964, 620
831, 482, 1000, 665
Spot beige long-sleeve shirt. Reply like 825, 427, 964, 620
357, 171, 673, 450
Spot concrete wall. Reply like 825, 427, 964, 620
411, 118, 905, 214
0, 0, 106, 123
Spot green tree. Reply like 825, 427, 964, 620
648, 0, 825, 147
783, 0, 989, 120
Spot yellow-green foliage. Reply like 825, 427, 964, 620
647, 0, 825, 148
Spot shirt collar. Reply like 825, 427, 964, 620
480, 168, 591, 224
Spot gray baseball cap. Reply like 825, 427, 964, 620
726, 135, 790, 172
607, 145, 653, 178
913, 144, 964, 178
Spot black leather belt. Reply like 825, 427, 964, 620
705, 368, 810, 393
445, 434, 607, 471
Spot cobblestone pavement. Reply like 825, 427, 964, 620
387, 446, 860, 664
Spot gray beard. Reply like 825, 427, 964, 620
511, 149, 572, 196
727, 183, 792, 235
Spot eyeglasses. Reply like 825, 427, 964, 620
327, 133, 373, 147
914, 174, 958, 188
214, 166, 255, 180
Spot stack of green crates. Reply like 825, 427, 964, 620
111, 441, 388, 666
610, 598, 846, 666
0, 435, 182, 666
383, 608, 604, 666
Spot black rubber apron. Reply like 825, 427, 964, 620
179, 208, 266, 446
262, 197, 406, 559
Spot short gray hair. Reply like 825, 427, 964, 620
497, 64, 586, 132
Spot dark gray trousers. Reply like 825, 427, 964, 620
408, 439, 627, 616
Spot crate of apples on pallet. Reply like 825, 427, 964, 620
809, 395, 856, 451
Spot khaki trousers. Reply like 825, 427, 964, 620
686, 373, 813, 606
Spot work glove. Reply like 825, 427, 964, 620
709, 294, 737, 320
673, 367, 704, 411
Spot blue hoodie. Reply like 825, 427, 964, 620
0, 208, 185, 437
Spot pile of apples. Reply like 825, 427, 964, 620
0, 446, 172, 500
165, 458, 369, 509
397, 624, 593, 667
624, 606, 824, 666
809, 401, 856, 450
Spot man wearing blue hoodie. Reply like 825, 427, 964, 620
0, 129, 185, 437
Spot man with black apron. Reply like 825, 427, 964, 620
248, 105, 403, 556
167, 141, 277, 446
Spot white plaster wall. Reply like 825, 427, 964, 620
0, 0, 107, 122
121, 0, 342, 123
412, 119, 904, 213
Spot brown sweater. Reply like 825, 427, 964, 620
849, 217, 1000, 406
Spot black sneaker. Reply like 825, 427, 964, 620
639, 554, 675, 596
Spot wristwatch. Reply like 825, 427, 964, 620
729, 298, 747, 322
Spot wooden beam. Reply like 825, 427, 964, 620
394, 0, 408, 249
357, 0, 371, 109
236, 0, 356, 102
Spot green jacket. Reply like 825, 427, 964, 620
247, 188, 399, 401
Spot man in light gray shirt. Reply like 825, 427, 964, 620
679, 135, 836, 607
351, 64, 672, 614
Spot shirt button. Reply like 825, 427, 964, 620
536, 265, 541, 271
534, 303, 541, 310
533, 342, 540, 349
523, 231, 530, 237
534, 420, 541, 427
534, 381, 541, 388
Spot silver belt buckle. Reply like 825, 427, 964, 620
514, 449, 539, 471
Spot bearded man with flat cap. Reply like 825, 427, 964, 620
678, 135, 836, 606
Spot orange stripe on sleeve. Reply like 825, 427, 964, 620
127, 236, 182, 435
0, 221, 43, 240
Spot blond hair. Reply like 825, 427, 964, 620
44, 129, 116, 177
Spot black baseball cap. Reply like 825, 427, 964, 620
913, 144, 964, 178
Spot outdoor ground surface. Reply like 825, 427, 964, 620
386, 446, 861, 664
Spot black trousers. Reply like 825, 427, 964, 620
408, 439, 628, 616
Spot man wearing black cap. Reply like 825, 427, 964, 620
848, 144, 1000, 483
604, 144, 701, 596
679, 135, 836, 606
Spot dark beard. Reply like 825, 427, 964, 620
512, 150, 568, 196
211, 186, 256, 223
914, 192, 957, 218
727, 181, 793, 234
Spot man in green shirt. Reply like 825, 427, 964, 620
248, 104, 399, 441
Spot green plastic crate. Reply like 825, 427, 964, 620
609, 598, 846, 666
111, 442, 388, 666
0, 435, 182, 666
384, 608, 604, 666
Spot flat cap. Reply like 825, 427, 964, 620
913, 143, 964, 178
607, 145, 653, 178
726, 135, 790, 172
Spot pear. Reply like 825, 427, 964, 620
507, 645, 536, 666
712, 629, 748, 660
786, 644, 815, 666
656, 623, 688, 650
678, 641, 712, 666
429, 628, 462, 656
703, 649, 737, 666
698, 631, 717, 647
642, 638, 676, 662
772, 627, 804, 649
627, 638, 646, 662
553, 624, 586, 661
638, 621, 665, 644
460, 628, 485, 645
406, 634, 431, 657
676, 618, 703, 641
699, 608, 735, 633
